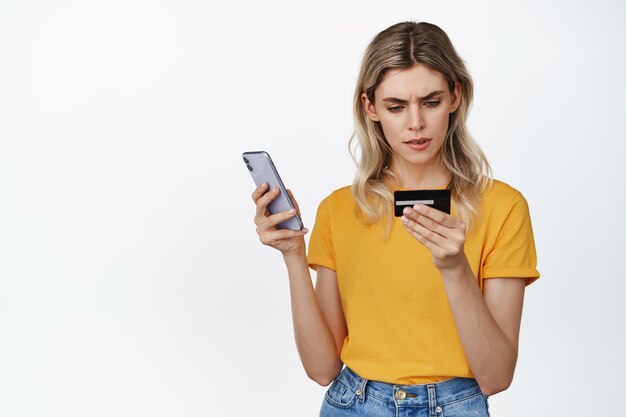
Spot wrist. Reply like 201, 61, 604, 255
283, 249, 307, 265
437, 255, 470, 277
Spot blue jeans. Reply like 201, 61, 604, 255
320, 366, 490, 417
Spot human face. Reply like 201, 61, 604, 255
361, 63, 461, 174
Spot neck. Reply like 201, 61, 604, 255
387, 154, 451, 189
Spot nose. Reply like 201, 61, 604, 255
408, 105, 424, 131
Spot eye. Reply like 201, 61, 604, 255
424, 101, 440, 107
387, 106, 403, 112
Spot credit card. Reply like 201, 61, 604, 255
394, 189, 451, 216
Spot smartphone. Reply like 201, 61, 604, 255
243, 151, 304, 231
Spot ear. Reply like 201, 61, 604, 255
450, 81, 462, 113
361, 92, 380, 122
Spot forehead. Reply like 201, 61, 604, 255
377, 64, 448, 97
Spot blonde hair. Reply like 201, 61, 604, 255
349, 21, 492, 237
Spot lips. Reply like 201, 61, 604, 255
404, 138, 432, 151
404, 137, 431, 145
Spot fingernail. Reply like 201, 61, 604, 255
261, 182, 267, 187
289, 209, 296, 214
403, 207, 411, 215
414, 204, 421, 211
401, 215, 408, 222
302, 228, 308, 233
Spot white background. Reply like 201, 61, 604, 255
1, 0, 625, 416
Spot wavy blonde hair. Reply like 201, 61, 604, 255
349, 21, 492, 238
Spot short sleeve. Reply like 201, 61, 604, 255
482, 192, 540, 286
306, 196, 336, 271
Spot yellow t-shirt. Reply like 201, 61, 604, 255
306, 179, 540, 384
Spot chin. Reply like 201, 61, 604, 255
391, 144, 444, 167
404, 152, 439, 166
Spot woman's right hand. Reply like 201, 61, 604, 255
252, 182, 308, 256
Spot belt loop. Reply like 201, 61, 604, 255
357, 378, 368, 402
427, 384, 437, 417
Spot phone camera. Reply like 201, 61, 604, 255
243, 157, 249, 164
247, 164, 253, 171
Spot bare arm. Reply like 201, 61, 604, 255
252, 183, 345, 386
283, 256, 345, 386
439, 263, 526, 396
401, 203, 527, 396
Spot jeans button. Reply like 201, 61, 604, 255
436, 406, 442, 413
395, 390, 407, 400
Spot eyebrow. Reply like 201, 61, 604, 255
381, 90, 445, 104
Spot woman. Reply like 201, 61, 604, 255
251, 21, 539, 416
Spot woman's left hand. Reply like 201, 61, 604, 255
401, 204, 468, 271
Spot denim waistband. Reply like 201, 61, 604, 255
336, 365, 485, 406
